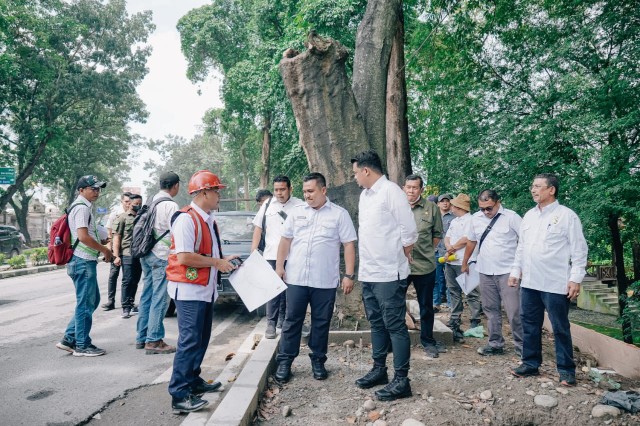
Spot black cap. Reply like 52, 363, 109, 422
159, 171, 180, 187
77, 175, 107, 190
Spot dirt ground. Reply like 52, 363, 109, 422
254, 304, 640, 425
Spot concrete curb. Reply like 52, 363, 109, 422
0, 264, 64, 279
327, 319, 453, 346
205, 320, 452, 426
206, 332, 279, 426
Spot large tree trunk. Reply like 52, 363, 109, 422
240, 143, 250, 211
352, 0, 403, 166
609, 213, 632, 343
385, 8, 412, 185
632, 240, 640, 282
8, 186, 32, 245
280, 34, 370, 318
260, 114, 271, 189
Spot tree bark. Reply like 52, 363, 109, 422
8, 186, 33, 245
385, 8, 412, 185
260, 114, 272, 189
632, 240, 640, 282
352, 0, 402, 166
279, 34, 369, 218
609, 213, 632, 343
240, 143, 250, 210
280, 34, 371, 318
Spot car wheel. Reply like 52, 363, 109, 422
255, 303, 266, 318
9, 248, 19, 259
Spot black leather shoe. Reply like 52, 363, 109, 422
274, 363, 291, 383
171, 394, 209, 414
101, 302, 115, 311
355, 366, 388, 389
375, 376, 412, 401
192, 380, 222, 395
311, 359, 328, 380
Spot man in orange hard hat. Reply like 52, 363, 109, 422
166, 170, 240, 414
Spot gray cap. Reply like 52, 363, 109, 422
438, 193, 454, 202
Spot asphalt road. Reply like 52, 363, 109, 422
0, 264, 257, 426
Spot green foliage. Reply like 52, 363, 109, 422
619, 281, 640, 343
407, 0, 640, 263
0, 253, 6, 265
0, 0, 154, 211
27, 247, 49, 266
7, 254, 26, 269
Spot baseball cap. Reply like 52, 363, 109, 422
76, 175, 107, 190
438, 193, 453, 202
159, 171, 180, 187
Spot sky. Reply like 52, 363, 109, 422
124, 0, 222, 189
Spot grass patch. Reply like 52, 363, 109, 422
572, 321, 640, 346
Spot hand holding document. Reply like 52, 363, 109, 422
456, 262, 480, 295
227, 250, 287, 312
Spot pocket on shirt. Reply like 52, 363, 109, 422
293, 218, 310, 237
545, 225, 565, 247
319, 222, 337, 238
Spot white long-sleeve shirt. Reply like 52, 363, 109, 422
510, 201, 588, 295
467, 206, 522, 275
281, 199, 357, 288
358, 176, 418, 282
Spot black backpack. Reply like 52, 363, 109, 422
131, 198, 172, 259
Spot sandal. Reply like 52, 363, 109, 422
559, 372, 576, 387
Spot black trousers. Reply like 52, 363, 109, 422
407, 271, 437, 347
121, 255, 142, 309
266, 260, 286, 325
106, 262, 122, 304
276, 284, 336, 364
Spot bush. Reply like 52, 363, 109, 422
29, 247, 49, 266
7, 254, 26, 269
22, 248, 35, 257
0, 253, 5, 264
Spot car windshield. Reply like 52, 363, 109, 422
215, 214, 255, 242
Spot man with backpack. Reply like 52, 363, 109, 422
55, 175, 113, 357
113, 194, 143, 319
135, 171, 180, 355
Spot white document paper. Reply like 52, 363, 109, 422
227, 250, 288, 312
456, 262, 480, 295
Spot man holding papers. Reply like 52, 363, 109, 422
273, 173, 357, 383
462, 190, 524, 357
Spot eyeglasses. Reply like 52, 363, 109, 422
530, 184, 548, 190
479, 204, 496, 213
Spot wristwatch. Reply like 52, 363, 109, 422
344, 273, 356, 280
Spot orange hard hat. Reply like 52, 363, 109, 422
188, 170, 227, 194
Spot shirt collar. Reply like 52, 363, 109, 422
411, 196, 425, 208
76, 194, 92, 207
537, 200, 559, 215
366, 175, 387, 194
190, 201, 211, 222
302, 198, 332, 211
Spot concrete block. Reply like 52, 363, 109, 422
327, 320, 453, 346
206, 385, 259, 426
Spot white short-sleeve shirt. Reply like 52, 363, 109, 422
281, 199, 357, 288
252, 196, 303, 260
167, 202, 220, 302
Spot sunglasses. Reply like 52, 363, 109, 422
479, 204, 496, 212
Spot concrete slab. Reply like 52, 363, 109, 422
543, 314, 640, 379
0, 264, 64, 279
327, 319, 453, 346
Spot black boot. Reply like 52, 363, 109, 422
375, 375, 412, 401
355, 366, 388, 389
274, 362, 291, 383
311, 358, 328, 380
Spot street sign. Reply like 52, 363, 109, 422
96, 207, 108, 215
0, 167, 16, 185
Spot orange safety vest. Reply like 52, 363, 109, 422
166, 206, 222, 286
